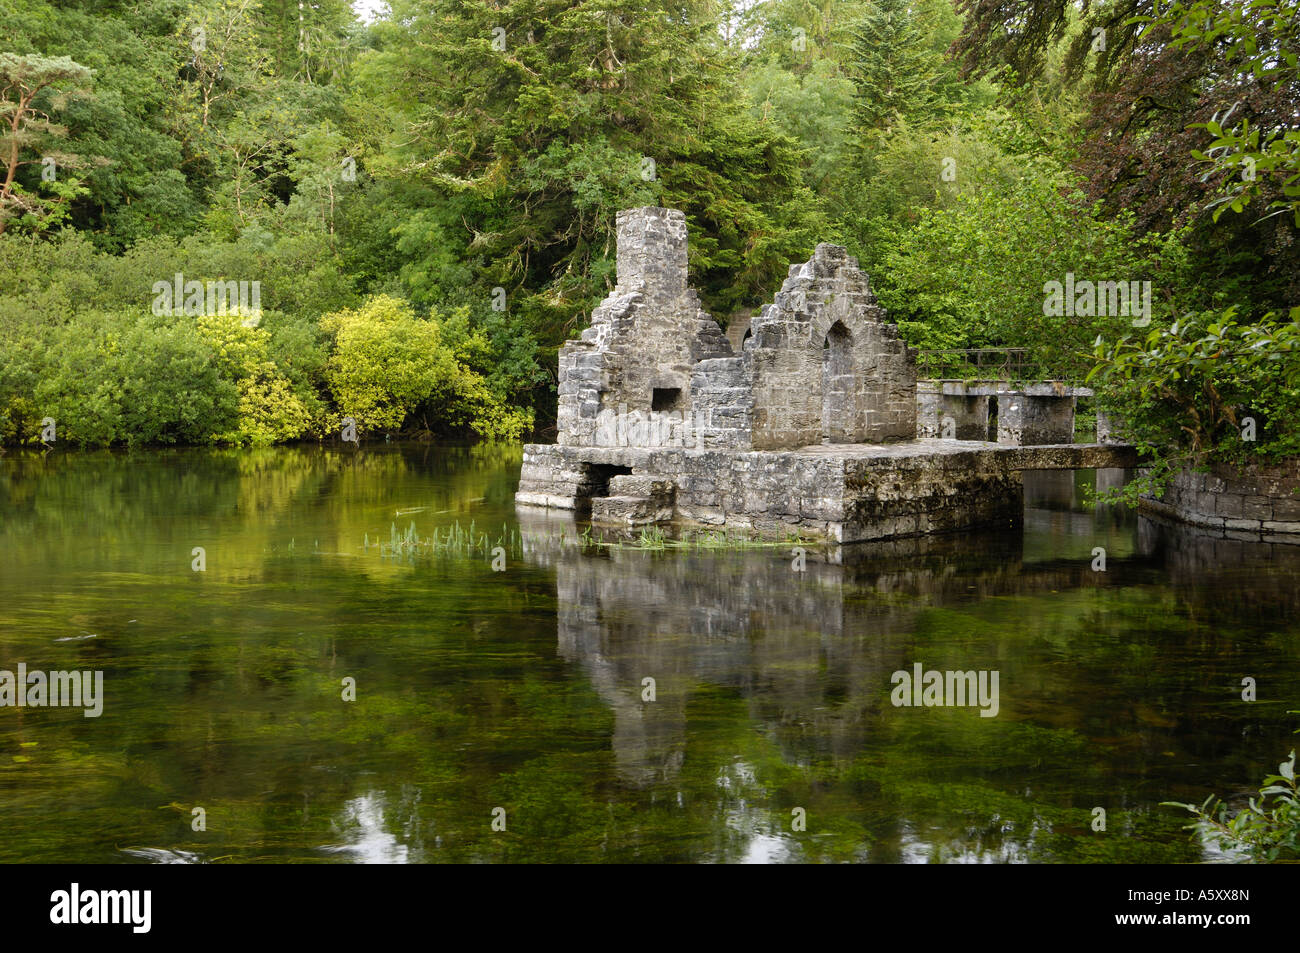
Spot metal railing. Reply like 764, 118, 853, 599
914, 347, 1086, 384
915, 348, 1028, 382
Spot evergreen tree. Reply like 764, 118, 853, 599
850, 0, 966, 134
360, 0, 826, 343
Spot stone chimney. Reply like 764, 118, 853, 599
615, 207, 688, 301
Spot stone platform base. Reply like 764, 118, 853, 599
517, 439, 1138, 543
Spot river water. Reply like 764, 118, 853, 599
1, 445, 1296, 862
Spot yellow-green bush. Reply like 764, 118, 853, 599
322, 295, 532, 439
194, 314, 319, 445
29, 312, 237, 446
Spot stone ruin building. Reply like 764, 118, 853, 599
519, 206, 1136, 542
556, 206, 917, 451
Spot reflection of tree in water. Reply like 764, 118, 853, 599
3, 449, 1298, 863
0, 444, 516, 578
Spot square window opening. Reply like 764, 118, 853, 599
652, 387, 683, 412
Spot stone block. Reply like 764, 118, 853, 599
591, 495, 671, 525
1263, 520, 1300, 534
1271, 497, 1300, 521
1215, 494, 1244, 518
1242, 496, 1273, 520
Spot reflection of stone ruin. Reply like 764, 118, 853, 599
518, 507, 1024, 789
517, 497, 1285, 794
520, 207, 1136, 542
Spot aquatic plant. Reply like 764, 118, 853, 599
578, 524, 815, 552
374, 520, 524, 560
372, 520, 816, 559
1164, 739, 1300, 863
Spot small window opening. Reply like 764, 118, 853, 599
652, 387, 682, 412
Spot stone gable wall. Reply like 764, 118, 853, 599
558, 210, 917, 452
746, 244, 915, 449
557, 208, 731, 447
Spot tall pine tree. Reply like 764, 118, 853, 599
359, 0, 827, 344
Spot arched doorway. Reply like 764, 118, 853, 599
821, 321, 854, 443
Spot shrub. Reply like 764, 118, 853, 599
1165, 746, 1300, 863
194, 314, 317, 445
33, 312, 237, 446
322, 294, 533, 440
1089, 308, 1300, 497
0, 323, 43, 442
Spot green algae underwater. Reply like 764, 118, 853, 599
1, 444, 1297, 863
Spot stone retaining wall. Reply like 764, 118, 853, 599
1139, 459, 1300, 539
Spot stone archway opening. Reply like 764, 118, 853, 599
575, 462, 634, 515
821, 320, 855, 443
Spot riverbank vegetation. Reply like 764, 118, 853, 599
1166, 743, 1300, 862
368, 517, 818, 561
0, 0, 1295, 455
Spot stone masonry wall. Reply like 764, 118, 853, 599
746, 244, 915, 449
843, 449, 1021, 540
688, 357, 754, 449
915, 383, 989, 440
557, 208, 731, 447
1140, 459, 1300, 539
997, 394, 1076, 445
517, 443, 1027, 542
557, 211, 917, 453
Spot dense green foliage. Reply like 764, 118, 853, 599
322, 295, 532, 439
1144, 0, 1300, 226
954, 0, 1300, 306
877, 162, 1194, 370
0, 0, 1295, 453
1091, 310, 1300, 458
1088, 308, 1300, 496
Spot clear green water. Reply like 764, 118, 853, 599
1, 445, 1297, 863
